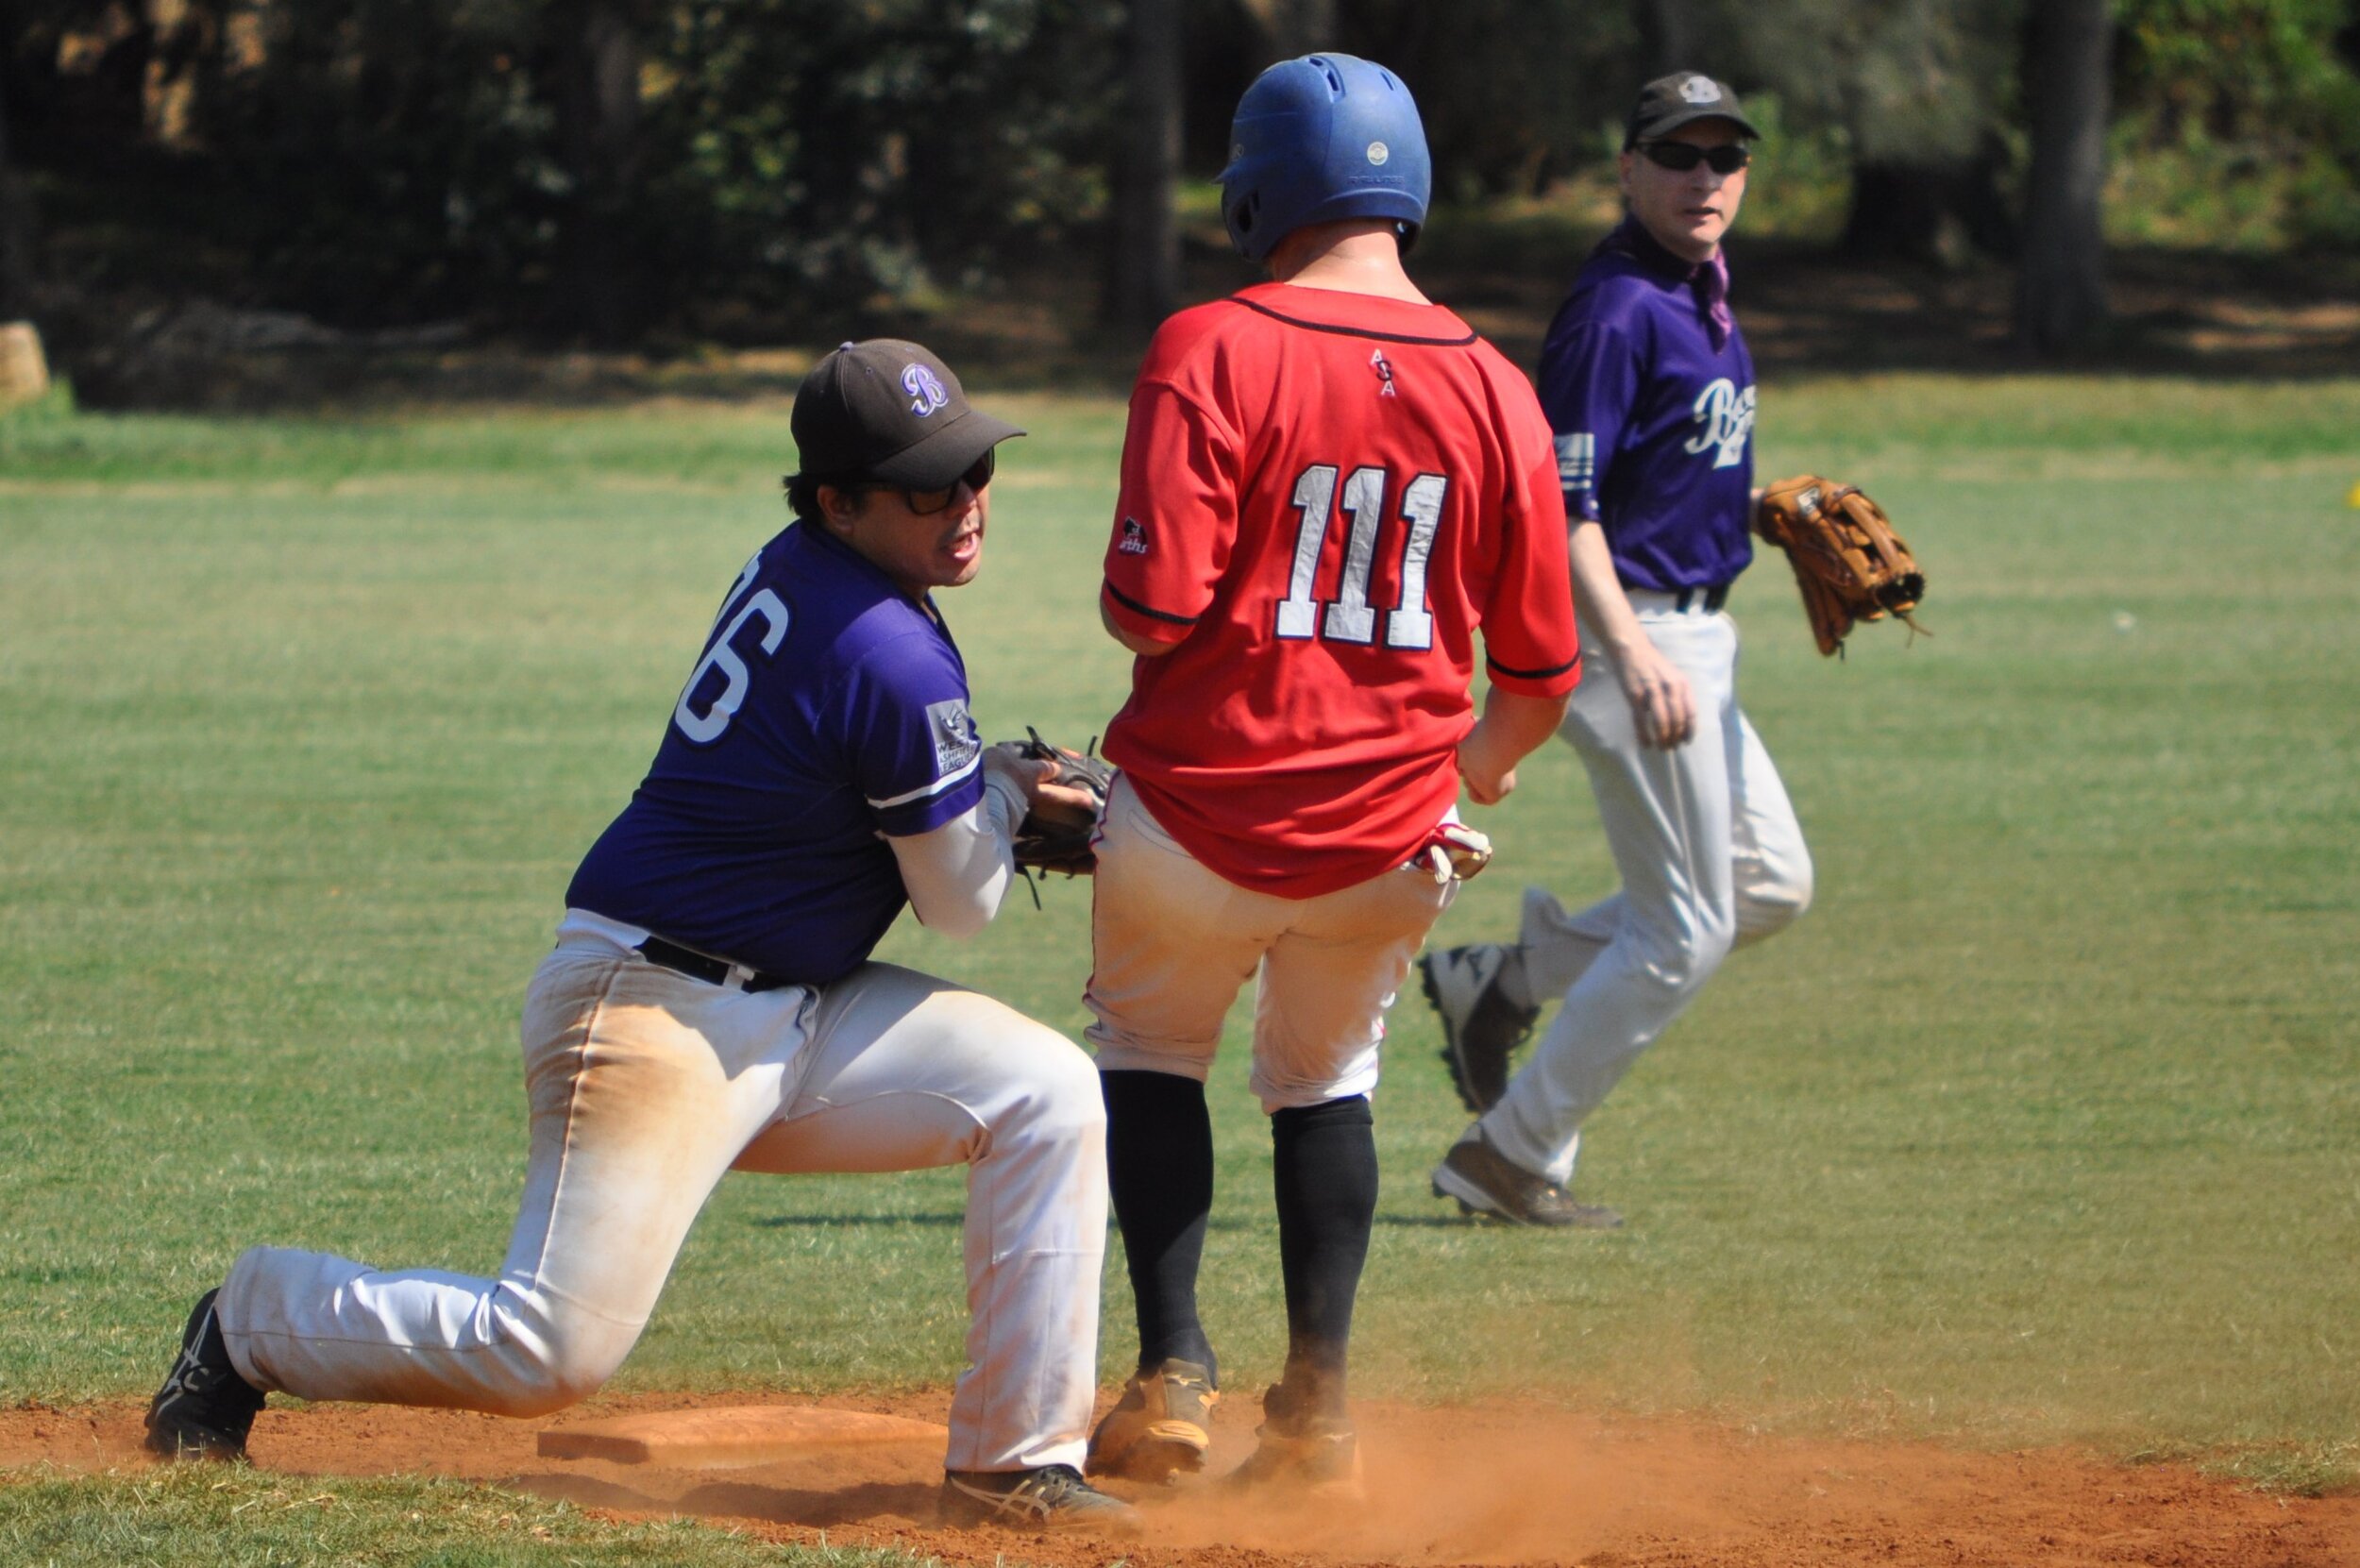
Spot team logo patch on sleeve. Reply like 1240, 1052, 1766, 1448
1118, 517, 1150, 555
926, 698, 982, 777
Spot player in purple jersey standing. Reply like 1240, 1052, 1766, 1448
140, 340, 1138, 1532
1418, 75, 1813, 1227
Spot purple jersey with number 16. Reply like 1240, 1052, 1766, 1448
565, 520, 985, 985
1536, 217, 1757, 592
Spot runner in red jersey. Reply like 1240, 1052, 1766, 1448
1081, 54, 1581, 1500
1102, 279, 1581, 897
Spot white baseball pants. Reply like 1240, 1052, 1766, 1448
216, 919, 1107, 1474
1479, 596, 1812, 1187
1086, 776, 1456, 1111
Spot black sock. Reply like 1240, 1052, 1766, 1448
1270, 1094, 1377, 1419
1101, 1070, 1217, 1384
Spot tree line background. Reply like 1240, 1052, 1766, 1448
2, 0, 2356, 380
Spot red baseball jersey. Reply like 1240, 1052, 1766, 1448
1101, 280, 1581, 899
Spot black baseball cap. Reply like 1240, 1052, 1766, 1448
1625, 72, 1761, 147
788, 339, 1023, 489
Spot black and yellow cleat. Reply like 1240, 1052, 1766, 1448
1086, 1357, 1218, 1482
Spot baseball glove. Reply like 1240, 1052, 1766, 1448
989, 727, 1114, 878
1753, 476, 1929, 657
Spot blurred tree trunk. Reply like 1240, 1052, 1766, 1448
1843, 135, 2015, 264
553, 0, 645, 345
1629, 0, 1698, 74
2015, 0, 2112, 352
1105, 0, 1182, 332
0, 74, 35, 321
1239, 0, 1336, 60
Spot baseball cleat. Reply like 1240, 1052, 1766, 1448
144, 1288, 266, 1461
1418, 944, 1539, 1114
940, 1463, 1142, 1532
1431, 1131, 1623, 1230
1086, 1357, 1218, 1482
1223, 1387, 1363, 1501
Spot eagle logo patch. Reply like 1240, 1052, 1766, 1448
925, 698, 981, 776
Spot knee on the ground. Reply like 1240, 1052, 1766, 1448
472, 1292, 643, 1418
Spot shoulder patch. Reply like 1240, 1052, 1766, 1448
1117, 516, 1151, 556
925, 697, 981, 777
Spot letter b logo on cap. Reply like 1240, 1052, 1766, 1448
902, 363, 950, 416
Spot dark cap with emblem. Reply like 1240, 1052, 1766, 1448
1624, 72, 1761, 147
789, 338, 1024, 489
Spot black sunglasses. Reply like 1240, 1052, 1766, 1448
1638, 141, 1751, 175
868, 450, 996, 514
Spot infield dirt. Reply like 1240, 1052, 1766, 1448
6, 1391, 2352, 1567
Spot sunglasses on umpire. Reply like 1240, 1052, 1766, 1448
868, 450, 997, 514
1637, 142, 1752, 175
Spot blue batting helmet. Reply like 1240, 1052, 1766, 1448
1217, 53, 1431, 262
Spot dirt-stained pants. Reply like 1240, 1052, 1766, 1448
217, 918, 1107, 1475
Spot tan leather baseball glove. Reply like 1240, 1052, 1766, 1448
1754, 476, 1930, 657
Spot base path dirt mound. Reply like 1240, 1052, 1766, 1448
6, 1391, 2352, 1568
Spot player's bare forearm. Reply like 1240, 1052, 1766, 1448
1458, 687, 1568, 805
1568, 517, 1694, 749
1567, 519, 1645, 659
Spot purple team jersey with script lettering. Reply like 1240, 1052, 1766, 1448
565, 520, 985, 986
1536, 220, 1757, 591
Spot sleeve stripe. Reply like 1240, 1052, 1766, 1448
1103, 579, 1200, 627
1487, 651, 1582, 682
868, 752, 981, 810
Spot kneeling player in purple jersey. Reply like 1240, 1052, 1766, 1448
1419, 76, 1814, 1228
141, 340, 1137, 1532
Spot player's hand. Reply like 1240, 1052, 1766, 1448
1455, 723, 1519, 805
1027, 773, 1102, 829
1616, 641, 1695, 749
986, 749, 1099, 828
1465, 765, 1518, 806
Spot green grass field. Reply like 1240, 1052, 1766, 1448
2, 374, 2355, 1561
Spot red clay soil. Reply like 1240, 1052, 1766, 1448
4, 1391, 2352, 1568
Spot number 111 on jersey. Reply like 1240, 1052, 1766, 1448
1275, 464, 1442, 652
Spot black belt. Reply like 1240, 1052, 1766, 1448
1674, 583, 1730, 613
635, 934, 795, 993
